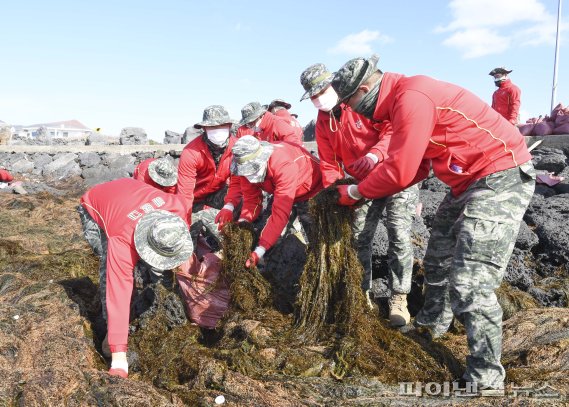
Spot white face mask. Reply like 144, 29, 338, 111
206, 128, 230, 145
311, 87, 339, 112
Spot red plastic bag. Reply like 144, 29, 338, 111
533, 121, 554, 136
552, 123, 569, 135
517, 123, 535, 137
551, 103, 564, 121
555, 113, 569, 126
176, 253, 230, 329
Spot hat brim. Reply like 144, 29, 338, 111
300, 77, 333, 101
194, 119, 236, 129
238, 107, 268, 127
269, 100, 292, 110
134, 210, 193, 270
148, 160, 178, 187
335, 54, 379, 102
230, 143, 274, 177
489, 69, 513, 76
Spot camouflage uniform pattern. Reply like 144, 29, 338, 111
299, 63, 334, 101
148, 157, 178, 186
230, 135, 274, 180
353, 184, 419, 293
77, 206, 167, 321
190, 186, 228, 250
331, 54, 379, 102
239, 102, 267, 126
133, 210, 193, 270
77, 205, 109, 320
194, 105, 235, 129
414, 161, 535, 388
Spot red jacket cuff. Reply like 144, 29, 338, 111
109, 344, 128, 353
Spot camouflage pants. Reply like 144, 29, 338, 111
353, 184, 419, 293
77, 205, 109, 320
414, 162, 535, 387
77, 206, 162, 322
251, 198, 312, 247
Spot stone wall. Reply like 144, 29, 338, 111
0, 145, 185, 187
0, 140, 318, 189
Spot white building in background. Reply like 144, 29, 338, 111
13, 120, 92, 140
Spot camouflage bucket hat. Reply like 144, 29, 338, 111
331, 54, 379, 102
239, 102, 267, 126
134, 210, 193, 270
489, 67, 513, 76
230, 135, 274, 179
194, 105, 235, 129
148, 157, 178, 187
269, 98, 292, 110
300, 63, 333, 101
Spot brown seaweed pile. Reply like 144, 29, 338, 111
295, 183, 451, 381
220, 222, 272, 313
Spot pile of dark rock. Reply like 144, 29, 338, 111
119, 127, 148, 145
0, 150, 177, 192
370, 146, 569, 312
163, 127, 203, 144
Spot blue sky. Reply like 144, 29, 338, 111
1, 0, 567, 140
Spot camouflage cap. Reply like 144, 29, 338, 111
268, 98, 292, 110
489, 67, 513, 76
134, 210, 193, 270
331, 54, 380, 102
148, 157, 178, 187
239, 102, 267, 126
299, 63, 333, 101
194, 105, 235, 129
230, 135, 274, 181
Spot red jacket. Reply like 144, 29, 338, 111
240, 142, 323, 250
492, 79, 521, 124
316, 105, 391, 187
359, 73, 532, 199
236, 125, 254, 138
133, 158, 176, 194
80, 178, 189, 353
274, 109, 304, 141
245, 112, 303, 146
0, 169, 14, 183
177, 135, 241, 211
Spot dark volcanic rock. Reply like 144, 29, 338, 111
163, 130, 182, 144
515, 221, 539, 250
504, 248, 538, 290
418, 189, 446, 230
421, 176, 450, 193
119, 127, 148, 145
531, 147, 568, 174
524, 194, 569, 266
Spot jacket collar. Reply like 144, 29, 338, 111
373, 72, 405, 122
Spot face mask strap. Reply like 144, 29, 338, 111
328, 112, 339, 132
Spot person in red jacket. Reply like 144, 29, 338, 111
177, 105, 242, 249
236, 101, 303, 146
78, 178, 193, 378
489, 67, 521, 125
268, 98, 304, 140
331, 55, 535, 392
299, 62, 420, 325
0, 168, 27, 194
133, 157, 177, 193
230, 135, 323, 267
